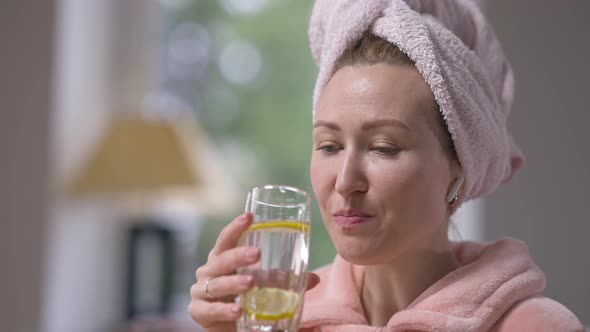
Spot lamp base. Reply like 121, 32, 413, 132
126, 221, 175, 319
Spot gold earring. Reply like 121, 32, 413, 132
449, 194, 459, 208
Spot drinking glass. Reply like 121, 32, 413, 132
236, 185, 311, 332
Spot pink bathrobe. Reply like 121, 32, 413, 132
300, 238, 584, 331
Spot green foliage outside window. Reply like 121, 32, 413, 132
165, 1, 336, 270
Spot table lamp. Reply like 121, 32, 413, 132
68, 112, 203, 319
69, 113, 200, 195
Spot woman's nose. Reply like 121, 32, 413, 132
334, 151, 368, 198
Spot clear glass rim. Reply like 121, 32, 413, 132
249, 184, 311, 209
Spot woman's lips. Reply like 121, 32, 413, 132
332, 209, 374, 226
334, 216, 371, 225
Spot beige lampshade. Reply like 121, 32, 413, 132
69, 114, 200, 195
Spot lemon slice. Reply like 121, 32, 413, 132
242, 287, 300, 321
248, 221, 309, 233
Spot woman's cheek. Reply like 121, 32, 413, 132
310, 158, 332, 209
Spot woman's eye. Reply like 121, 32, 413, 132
372, 145, 399, 155
316, 144, 339, 153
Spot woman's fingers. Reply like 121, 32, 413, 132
188, 300, 242, 328
188, 214, 256, 331
189, 274, 320, 327
192, 274, 255, 300
306, 272, 320, 291
196, 246, 260, 281
209, 213, 253, 257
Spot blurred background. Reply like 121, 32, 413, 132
1, 0, 588, 331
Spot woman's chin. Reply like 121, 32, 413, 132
327, 226, 376, 260
334, 240, 382, 266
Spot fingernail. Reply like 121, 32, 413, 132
242, 275, 254, 285
239, 213, 249, 224
245, 247, 259, 260
232, 304, 242, 314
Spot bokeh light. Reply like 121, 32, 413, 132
219, 0, 269, 16
218, 40, 263, 85
167, 22, 211, 80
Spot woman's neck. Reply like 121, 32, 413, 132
360, 240, 461, 327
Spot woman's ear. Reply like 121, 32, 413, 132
446, 173, 465, 203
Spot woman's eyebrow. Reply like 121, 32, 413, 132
361, 119, 410, 131
313, 119, 410, 131
313, 120, 340, 130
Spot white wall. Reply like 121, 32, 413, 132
452, 199, 485, 241
485, 1, 590, 323
42, 1, 123, 331
42, 1, 160, 331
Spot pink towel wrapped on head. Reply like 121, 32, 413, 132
309, 0, 524, 210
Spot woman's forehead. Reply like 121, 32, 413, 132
315, 64, 435, 125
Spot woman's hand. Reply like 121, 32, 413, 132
188, 213, 320, 332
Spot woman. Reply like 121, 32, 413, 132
189, 0, 584, 331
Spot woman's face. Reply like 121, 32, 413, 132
310, 64, 460, 265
